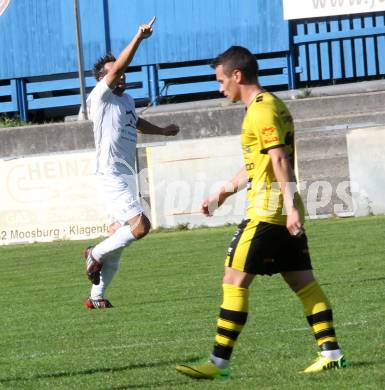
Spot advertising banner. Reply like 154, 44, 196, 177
0, 151, 108, 245
283, 0, 385, 20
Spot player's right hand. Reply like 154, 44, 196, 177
138, 16, 156, 39
286, 208, 303, 236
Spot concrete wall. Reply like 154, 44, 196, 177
1, 86, 385, 243
2, 81, 385, 159
347, 126, 385, 216
144, 125, 385, 228
296, 127, 352, 217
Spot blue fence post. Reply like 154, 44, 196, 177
287, 20, 297, 90
148, 65, 160, 106
16, 79, 28, 122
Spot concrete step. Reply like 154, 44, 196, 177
294, 111, 385, 131
298, 157, 349, 181
296, 130, 348, 160
286, 90, 385, 119
0, 122, 94, 159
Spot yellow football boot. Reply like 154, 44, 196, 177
303, 353, 348, 373
176, 361, 230, 379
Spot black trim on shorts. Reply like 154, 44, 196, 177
227, 219, 249, 268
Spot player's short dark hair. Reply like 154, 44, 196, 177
211, 46, 259, 83
92, 54, 116, 80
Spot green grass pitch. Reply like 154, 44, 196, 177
0, 216, 384, 389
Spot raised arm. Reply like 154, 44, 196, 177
105, 16, 156, 89
202, 167, 248, 216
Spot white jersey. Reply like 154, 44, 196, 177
87, 78, 138, 176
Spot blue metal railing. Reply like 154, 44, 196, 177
2, 13, 385, 121
293, 13, 385, 82
5, 54, 290, 121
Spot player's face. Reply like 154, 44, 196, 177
103, 61, 126, 96
215, 64, 240, 102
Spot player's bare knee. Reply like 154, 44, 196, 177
281, 270, 315, 292
132, 222, 150, 239
223, 267, 254, 288
130, 215, 151, 240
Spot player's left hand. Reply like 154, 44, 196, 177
162, 124, 180, 136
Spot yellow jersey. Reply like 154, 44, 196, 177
241, 92, 304, 225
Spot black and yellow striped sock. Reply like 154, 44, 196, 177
296, 280, 340, 351
212, 284, 249, 362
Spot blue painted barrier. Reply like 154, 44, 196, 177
0, 0, 384, 120
0, 80, 18, 113
293, 13, 385, 82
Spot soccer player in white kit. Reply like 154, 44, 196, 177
83, 17, 179, 309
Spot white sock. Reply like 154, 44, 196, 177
90, 248, 122, 300
210, 353, 230, 369
92, 225, 135, 261
321, 349, 343, 360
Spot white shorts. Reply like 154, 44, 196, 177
97, 173, 144, 226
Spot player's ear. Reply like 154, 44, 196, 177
233, 69, 242, 83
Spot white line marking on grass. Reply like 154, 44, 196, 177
10, 320, 367, 362
10, 336, 213, 361
253, 320, 368, 335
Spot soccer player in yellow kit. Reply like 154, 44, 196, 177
176, 46, 347, 379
